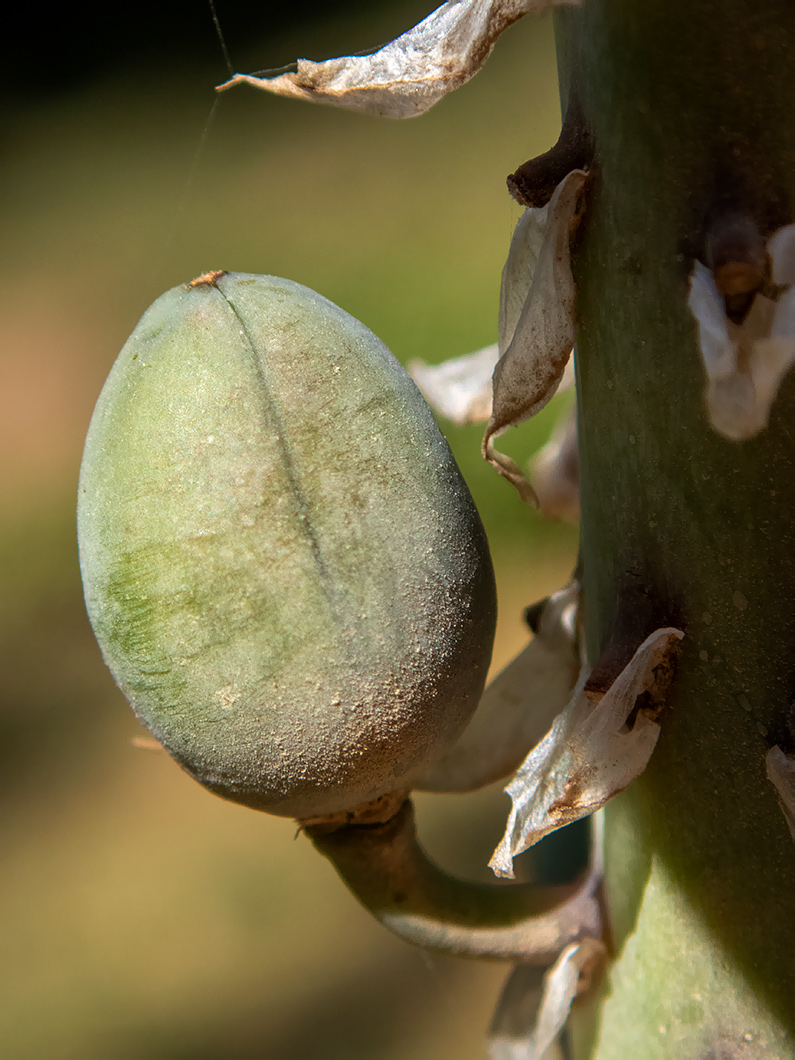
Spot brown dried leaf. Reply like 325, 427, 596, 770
483, 169, 586, 502
418, 583, 580, 792
217, 0, 584, 118
490, 627, 684, 878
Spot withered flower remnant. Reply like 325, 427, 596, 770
483, 169, 587, 503
217, 0, 584, 118
410, 343, 498, 426
490, 626, 684, 878
418, 582, 581, 792
688, 223, 795, 440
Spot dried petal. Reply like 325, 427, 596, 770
526, 939, 606, 1058
217, 0, 583, 118
418, 583, 580, 793
488, 964, 558, 1060
488, 908, 604, 1058
687, 261, 734, 374
409, 222, 577, 430
409, 343, 498, 425
490, 627, 683, 878
767, 223, 795, 286
688, 251, 795, 440
765, 745, 795, 842
499, 205, 550, 353
531, 404, 579, 522
483, 170, 587, 502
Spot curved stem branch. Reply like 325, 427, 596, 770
306, 798, 601, 963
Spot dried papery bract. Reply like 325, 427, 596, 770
490, 627, 683, 878
530, 404, 579, 522
411, 330, 578, 516
687, 224, 795, 441
409, 297, 575, 433
410, 180, 579, 506
521, 938, 606, 1059
765, 745, 795, 842
768, 224, 795, 286
499, 203, 550, 352
411, 199, 556, 421
483, 169, 586, 503
488, 964, 558, 1060
409, 343, 498, 425
488, 817, 605, 1058
418, 582, 580, 793
216, 0, 583, 118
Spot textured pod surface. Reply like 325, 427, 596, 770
78, 272, 496, 819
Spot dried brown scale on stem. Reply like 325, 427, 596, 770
704, 212, 767, 321
507, 92, 594, 208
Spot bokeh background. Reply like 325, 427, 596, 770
1, 3, 579, 1056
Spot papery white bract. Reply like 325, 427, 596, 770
490, 627, 683, 878
489, 947, 605, 1060
410, 170, 581, 505
488, 963, 558, 1060
483, 169, 586, 502
531, 404, 579, 522
765, 745, 795, 842
525, 938, 606, 1059
488, 816, 605, 1059
418, 583, 580, 792
688, 224, 795, 440
410, 344, 498, 425
499, 203, 550, 352
217, 0, 583, 118
412, 342, 577, 511
767, 224, 795, 285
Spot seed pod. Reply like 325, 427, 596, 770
78, 272, 496, 819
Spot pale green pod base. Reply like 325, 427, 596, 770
78, 272, 496, 819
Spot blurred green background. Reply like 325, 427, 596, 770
1, 3, 578, 1057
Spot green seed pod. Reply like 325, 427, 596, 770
78, 272, 496, 819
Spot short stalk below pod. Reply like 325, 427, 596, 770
306, 799, 603, 963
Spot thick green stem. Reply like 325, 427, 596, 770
307, 799, 601, 962
553, 2, 795, 1055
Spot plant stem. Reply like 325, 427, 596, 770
554, 2, 795, 1054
